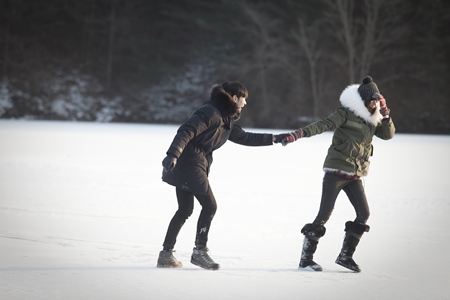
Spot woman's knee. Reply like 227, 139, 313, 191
356, 209, 370, 224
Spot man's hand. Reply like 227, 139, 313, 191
162, 154, 177, 171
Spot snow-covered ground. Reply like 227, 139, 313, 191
0, 120, 449, 300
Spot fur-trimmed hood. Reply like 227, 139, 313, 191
210, 84, 239, 118
340, 84, 384, 125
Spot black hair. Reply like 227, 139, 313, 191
221, 81, 248, 99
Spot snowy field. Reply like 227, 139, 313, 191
0, 120, 449, 300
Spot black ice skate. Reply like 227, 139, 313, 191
191, 247, 220, 270
157, 250, 183, 268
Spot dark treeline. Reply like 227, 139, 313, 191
0, 0, 449, 133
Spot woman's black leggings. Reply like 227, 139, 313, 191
313, 172, 370, 225
162, 185, 217, 250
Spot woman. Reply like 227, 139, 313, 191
158, 81, 290, 270
281, 76, 395, 272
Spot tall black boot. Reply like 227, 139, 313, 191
335, 221, 370, 272
299, 223, 326, 271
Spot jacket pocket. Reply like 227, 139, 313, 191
346, 120, 363, 129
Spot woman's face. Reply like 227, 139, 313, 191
366, 99, 378, 115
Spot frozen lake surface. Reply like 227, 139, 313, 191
0, 120, 449, 299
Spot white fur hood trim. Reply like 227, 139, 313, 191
339, 84, 384, 125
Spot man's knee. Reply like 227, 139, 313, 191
204, 202, 217, 217
175, 207, 194, 220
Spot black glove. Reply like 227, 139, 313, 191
273, 133, 294, 144
162, 154, 177, 172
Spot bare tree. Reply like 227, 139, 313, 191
292, 18, 326, 119
323, 0, 357, 83
82, 0, 97, 71
323, 0, 408, 83
2, 2, 11, 79
232, 3, 285, 123
106, 0, 117, 92
358, 0, 380, 78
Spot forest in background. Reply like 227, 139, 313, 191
0, 0, 449, 133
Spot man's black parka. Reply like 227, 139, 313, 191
162, 85, 273, 195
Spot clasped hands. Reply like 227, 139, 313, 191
273, 128, 304, 146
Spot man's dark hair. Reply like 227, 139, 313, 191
221, 81, 248, 99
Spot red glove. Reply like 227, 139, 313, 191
281, 128, 304, 146
378, 95, 390, 118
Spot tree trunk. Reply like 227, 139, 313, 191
3, 10, 10, 79
294, 18, 323, 119
106, 0, 117, 92
336, 0, 356, 84
358, 0, 380, 79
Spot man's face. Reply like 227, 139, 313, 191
234, 96, 247, 113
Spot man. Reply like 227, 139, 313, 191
158, 81, 290, 270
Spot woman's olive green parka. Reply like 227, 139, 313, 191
302, 84, 395, 177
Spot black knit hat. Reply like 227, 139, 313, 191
357, 76, 380, 101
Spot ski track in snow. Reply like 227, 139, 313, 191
0, 120, 449, 300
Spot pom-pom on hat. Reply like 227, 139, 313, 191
357, 76, 380, 101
